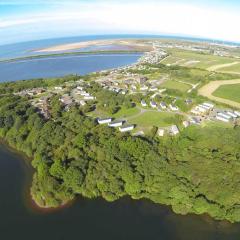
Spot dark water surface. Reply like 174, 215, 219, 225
1, 144, 240, 240
0, 54, 141, 82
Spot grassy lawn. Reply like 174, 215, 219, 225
163, 49, 235, 70
112, 107, 140, 118
213, 84, 240, 103
128, 111, 177, 128
87, 106, 140, 119
161, 80, 191, 92
218, 63, 240, 73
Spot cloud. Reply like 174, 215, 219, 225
0, 1, 239, 43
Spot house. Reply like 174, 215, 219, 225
84, 95, 95, 100
183, 121, 190, 128
150, 101, 157, 108
119, 125, 135, 132
77, 86, 84, 91
108, 121, 124, 127
98, 118, 112, 124
157, 129, 165, 137
202, 102, 214, 109
185, 99, 193, 105
54, 86, 63, 91
216, 115, 230, 122
170, 125, 180, 135
169, 104, 179, 111
140, 86, 148, 91
190, 117, 201, 125
149, 87, 158, 92
234, 111, 240, 117
160, 102, 167, 109
217, 112, 232, 120
141, 100, 147, 107
79, 100, 86, 106
226, 111, 238, 119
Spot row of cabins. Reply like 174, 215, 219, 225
216, 111, 240, 122
141, 100, 179, 111
191, 102, 215, 115
97, 118, 135, 133
191, 102, 240, 123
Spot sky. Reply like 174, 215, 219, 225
0, 0, 240, 45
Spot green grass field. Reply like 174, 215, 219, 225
218, 63, 240, 73
161, 80, 191, 92
162, 49, 236, 70
129, 111, 177, 127
213, 84, 240, 103
112, 107, 140, 118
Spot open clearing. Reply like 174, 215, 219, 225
128, 111, 177, 128
214, 62, 240, 74
198, 79, 240, 108
160, 80, 191, 92
213, 84, 240, 103
162, 49, 236, 70
207, 61, 240, 72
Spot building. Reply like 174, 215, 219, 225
140, 86, 148, 91
216, 115, 230, 122
79, 100, 86, 106
150, 101, 157, 108
226, 111, 238, 119
170, 125, 180, 135
169, 104, 179, 111
141, 100, 147, 107
157, 129, 165, 137
119, 125, 135, 132
108, 121, 124, 128
84, 96, 95, 100
160, 102, 167, 109
234, 111, 240, 117
183, 121, 190, 128
137, 76, 148, 85
98, 118, 112, 124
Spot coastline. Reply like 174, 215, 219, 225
0, 138, 75, 213
0, 50, 145, 64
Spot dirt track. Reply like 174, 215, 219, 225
198, 79, 240, 108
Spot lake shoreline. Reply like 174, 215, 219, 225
0, 50, 144, 64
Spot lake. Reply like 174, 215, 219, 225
1, 143, 240, 240
0, 54, 142, 82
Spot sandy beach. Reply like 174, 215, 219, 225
35, 39, 152, 53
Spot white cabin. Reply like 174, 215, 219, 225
98, 118, 112, 124
170, 125, 180, 135
119, 125, 135, 132
108, 121, 124, 127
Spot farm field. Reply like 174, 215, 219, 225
213, 84, 240, 103
162, 49, 236, 70
216, 62, 240, 74
160, 80, 191, 92
198, 79, 240, 108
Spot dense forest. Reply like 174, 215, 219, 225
0, 77, 240, 223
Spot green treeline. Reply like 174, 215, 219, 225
0, 84, 240, 222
